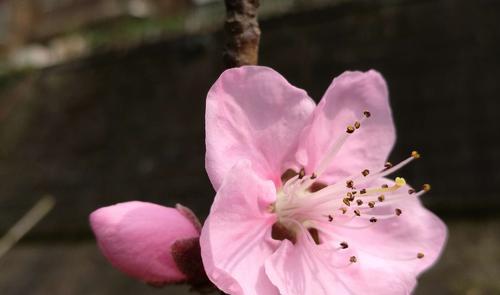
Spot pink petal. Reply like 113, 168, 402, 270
265, 234, 416, 295
265, 238, 354, 295
265, 178, 446, 295
205, 66, 316, 190
200, 160, 280, 295
295, 70, 396, 182
332, 178, 447, 278
90, 201, 199, 284
316, 178, 447, 294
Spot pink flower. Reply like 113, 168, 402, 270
90, 201, 201, 285
201, 66, 447, 294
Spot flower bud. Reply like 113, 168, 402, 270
90, 201, 200, 285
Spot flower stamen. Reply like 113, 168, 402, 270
270, 110, 431, 271
314, 112, 371, 177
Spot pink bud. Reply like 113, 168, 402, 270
90, 201, 200, 285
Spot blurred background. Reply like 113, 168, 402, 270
0, 0, 499, 294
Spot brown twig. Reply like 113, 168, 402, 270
223, 0, 261, 68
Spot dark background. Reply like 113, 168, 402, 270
0, 0, 499, 294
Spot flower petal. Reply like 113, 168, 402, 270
295, 70, 395, 182
336, 252, 418, 295
90, 201, 200, 284
265, 236, 354, 295
200, 160, 280, 295
333, 178, 447, 277
265, 233, 416, 295
318, 178, 447, 294
265, 177, 446, 295
205, 66, 316, 190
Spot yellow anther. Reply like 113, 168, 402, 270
395, 177, 406, 187
422, 184, 431, 192
411, 151, 421, 159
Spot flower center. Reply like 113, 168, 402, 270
270, 111, 429, 264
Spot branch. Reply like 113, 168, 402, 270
223, 0, 261, 68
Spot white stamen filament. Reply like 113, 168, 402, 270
314, 115, 368, 178
353, 155, 418, 187
280, 177, 406, 216
319, 227, 424, 262
272, 111, 429, 267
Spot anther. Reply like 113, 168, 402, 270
360, 189, 367, 194
408, 189, 416, 194
346, 180, 354, 189
343, 198, 351, 207
328, 215, 333, 222
340, 242, 349, 249
361, 169, 370, 177
349, 256, 357, 263
356, 199, 363, 206
384, 162, 393, 169
347, 192, 355, 201
346, 126, 355, 134
370, 217, 377, 223
298, 168, 305, 179
381, 184, 389, 188
395, 208, 402, 216
280, 169, 298, 183
368, 201, 375, 208
395, 177, 406, 187
378, 195, 385, 202
340, 207, 347, 214
417, 253, 425, 259
422, 184, 431, 192
309, 182, 327, 192
363, 111, 371, 118
354, 209, 361, 216
310, 173, 317, 179
411, 151, 421, 159
354, 121, 361, 129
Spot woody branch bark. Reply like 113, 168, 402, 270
223, 0, 261, 68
